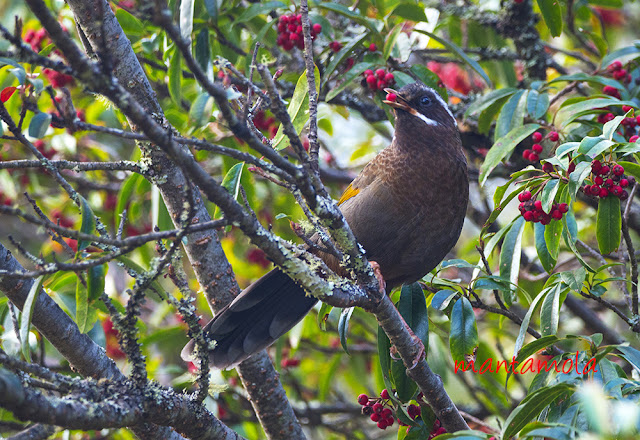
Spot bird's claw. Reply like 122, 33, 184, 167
369, 260, 386, 294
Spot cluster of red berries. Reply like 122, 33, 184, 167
363, 68, 395, 92
280, 357, 301, 368
24, 28, 48, 52
24, 28, 74, 89
427, 419, 447, 439
357, 389, 422, 430
33, 140, 56, 160
522, 131, 559, 163
518, 191, 569, 224
253, 110, 278, 139
582, 160, 634, 200
276, 13, 322, 51
607, 60, 632, 85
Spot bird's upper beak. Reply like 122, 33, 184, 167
382, 88, 412, 112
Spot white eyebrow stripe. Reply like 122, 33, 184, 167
431, 91, 456, 124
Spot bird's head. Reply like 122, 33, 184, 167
383, 82, 457, 131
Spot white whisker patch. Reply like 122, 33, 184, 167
431, 91, 456, 124
409, 108, 438, 126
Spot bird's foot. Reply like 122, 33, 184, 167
369, 260, 386, 294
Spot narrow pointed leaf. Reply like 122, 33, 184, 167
20, 276, 44, 362
536, 0, 563, 37
596, 196, 621, 254
449, 297, 478, 363
338, 307, 354, 354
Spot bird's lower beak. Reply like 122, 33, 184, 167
382, 88, 411, 111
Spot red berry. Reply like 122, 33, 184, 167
594, 176, 604, 185
599, 188, 609, 198
377, 79, 386, 90
381, 408, 392, 418
386, 417, 394, 427
613, 69, 628, 80
290, 32, 299, 42
369, 43, 377, 52
377, 419, 388, 429
630, 135, 639, 143
523, 211, 535, 221
364, 69, 373, 77
529, 153, 539, 162
542, 162, 554, 173
518, 191, 532, 202
613, 164, 624, 175
540, 214, 551, 225
603, 85, 618, 96
609, 60, 623, 71
620, 190, 629, 200
372, 403, 383, 413
366, 75, 377, 87
532, 132, 543, 142
590, 185, 601, 196
380, 389, 390, 399
370, 413, 381, 422
386, 93, 397, 102
592, 160, 602, 173
622, 105, 633, 113
376, 69, 386, 79
600, 165, 610, 175
358, 394, 369, 405
522, 149, 532, 160
532, 143, 543, 154
605, 178, 614, 187
407, 404, 421, 418
559, 203, 569, 213
636, 116, 640, 125
312, 23, 322, 34
551, 210, 563, 220
548, 131, 559, 142
621, 178, 630, 188
384, 72, 395, 83
534, 200, 542, 211
612, 185, 623, 196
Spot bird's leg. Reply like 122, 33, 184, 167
368, 260, 386, 294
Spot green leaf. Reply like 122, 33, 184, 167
602, 41, 640, 67
540, 179, 559, 214
544, 213, 563, 261
116, 173, 143, 215
338, 307, 354, 354
499, 216, 526, 305
514, 288, 548, 357
322, 33, 369, 88
189, 92, 213, 127
562, 213, 595, 272
168, 48, 182, 106
195, 29, 211, 74
78, 196, 96, 251
325, 62, 373, 102
179, 0, 195, 42
20, 276, 44, 362
75, 274, 88, 333
204, 0, 218, 19
317, 3, 378, 32
449, 297, 478, 363
548, 72, 623, 89
413, 29, 492, 87
506, 335, 560, 385
559, 98, 636, 128
602, 114, 628, 140
465, 88, 517, 117
87, 263, 106, 303
495, 90, 528, 141
272, 66, 320, 150
28, 112, 51, 139
235, 1, 285, 24
409, 64, 448, 101
383, 23, 403, 61
617, 345, 640, 373
398, 283, 429, 347
577, 136, 614, 159
535, 222, 556, 273
536, 0, 563, 37
115, 9, 144, 36
317, 302, 332, 331
540, 283, 562, 337
502, 384, 573, 439
431, 289, 458, 310
596, 196, 621, 254
390, 3, 428, 22
214, 162, 244, 218
527, 90, 550, 119
617, 161, 640, 182
479, 124, 540, 186
568, 161, 592, 200
377, 325, 391, 377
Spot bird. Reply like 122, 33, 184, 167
182, 81, 469, 369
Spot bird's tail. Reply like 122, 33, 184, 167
181, 268, 317, 369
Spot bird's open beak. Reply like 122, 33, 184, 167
382, 88, 412, 112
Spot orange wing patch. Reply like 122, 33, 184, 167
338, 184, 360, 205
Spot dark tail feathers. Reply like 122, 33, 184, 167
181, 268, 317, 369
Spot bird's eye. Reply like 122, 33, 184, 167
420, 96, 432, 106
